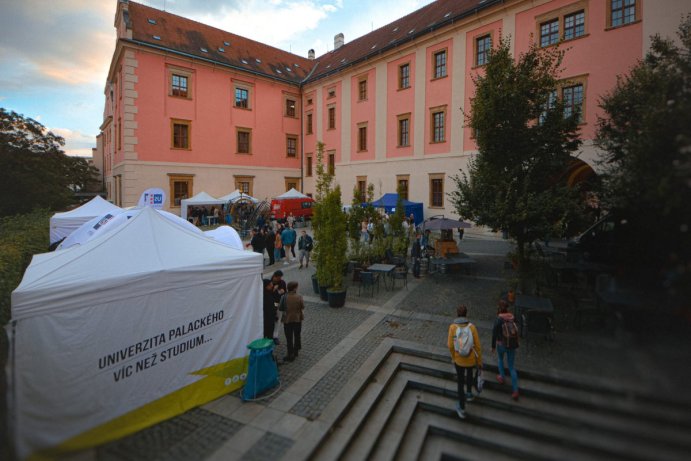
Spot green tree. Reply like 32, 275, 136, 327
596, 15, 691, 292
450, 37, 583, 284
0, 108, 99, 216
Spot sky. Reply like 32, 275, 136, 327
0, 0, 434, 157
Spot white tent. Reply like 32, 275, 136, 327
58, 208, 202, 250
204, 225, 244, 250
7, 207, 263, 459
49, 196, 122, 244
275, 188, 310, 199
218, 190, 259, 204
180, 191, 225, 220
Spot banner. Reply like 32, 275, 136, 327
137, 188, 166, 209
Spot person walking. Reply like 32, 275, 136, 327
280, 281, 305, 362
274, 231, 283, 265
447, 304, 482, 419
297, 230, 313, 269
491, 300, 520, 400
411, 233, 422, 278
281, 224, 295, 264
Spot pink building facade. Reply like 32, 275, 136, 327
97, 0, 689, 217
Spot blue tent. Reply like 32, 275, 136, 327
370, 194, 424, 225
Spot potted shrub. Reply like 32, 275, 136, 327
323, 185, 348, 307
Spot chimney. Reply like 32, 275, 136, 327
334, 33, 344, 50
308, 49, 315, 60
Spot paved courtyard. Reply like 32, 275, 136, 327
51, 231, 691, 459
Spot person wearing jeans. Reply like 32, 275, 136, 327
491, 300, 520, 400
447, 304, 482, 419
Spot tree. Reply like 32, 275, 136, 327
450, 37, 583, 284
596, 15, 691, 293
0, 108, 100, 216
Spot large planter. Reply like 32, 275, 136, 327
311, 274, 320, 294
319, 284, 330, 301
327, 288, 347, 308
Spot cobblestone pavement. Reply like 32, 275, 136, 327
62, 232, 691, 460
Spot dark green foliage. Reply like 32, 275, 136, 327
596, 15, 691, 293
450, 37, 583, 283
0, 108, 100, 217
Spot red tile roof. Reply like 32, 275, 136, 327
124, 0, 499, 86
126, 1, 314, 84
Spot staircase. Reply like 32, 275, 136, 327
287, 339, 691, 461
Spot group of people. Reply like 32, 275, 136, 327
188, 206, 221, 226
360, 213, 418, 244
447, 301, 520, 419
247, 222, 313, 268
262, 270, 305, 362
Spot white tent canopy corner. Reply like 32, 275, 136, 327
8, 207, 263, 459
180, 191, 225, 220
274, 188, 310, 199
49, 196, 122, 245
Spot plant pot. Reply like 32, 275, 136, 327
327, 288, 347, 308
311, 274, 319, 294
319, 284, 330, 301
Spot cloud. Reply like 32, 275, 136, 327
0, 1, 115, 90
50, 127, 96, 157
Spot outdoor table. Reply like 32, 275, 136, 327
514, 295, 554, 338
367, 263, 396, 290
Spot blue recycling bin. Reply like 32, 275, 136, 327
241, 338, 279, 400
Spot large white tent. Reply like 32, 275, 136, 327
49, 196, 122, 244
7, 207, 263, 459
218, 189, 259, 204
204, 225, 244, 250
180, 191, 225, 220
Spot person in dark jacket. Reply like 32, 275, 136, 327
262, 279, 276, 340
491, 300, 520, 400
297, 230, 313, 269
264, 227, 276, 265
411, 233, 422, 278
281, 281, 305, 362
247, 229, 266, 266
269, 270, 286, 344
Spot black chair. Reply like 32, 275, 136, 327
392, 266, 408, 289
358, 271, 379, 297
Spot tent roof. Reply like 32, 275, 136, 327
275, 188, 311, 199
218, 190, 259, 203
51, 196, 121, 219
371, 193, 422, 208
204, 226, 244, 250
181, 191, 225, 205
12, 207, 262, 321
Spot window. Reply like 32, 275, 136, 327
234, 175, 254, 196
398, 115, 410, 147
235, 87, 249, 108
433, 50, 447, 79
429, 174, 444, 208
540, 18, 560, 47
328, 88, 336, 99
328, 151, 335, 175
397, 175, 409, 200
358, 79, 367, 101
307, 98, 313, 105
562, 83, 584, 122
306, 113, 313, 134
117, 117, 122, 151
564, 11, 585, 40
356, 176, 367, 202
286, 135, 297, 157
285, 178, 300, 191
357, 124, 368, 152
171, 74, 188, 97
286, 98, 296, 117
539, 90, 558, 125
237, 128, 251, 154
399, 63, 410, 89
306, 155, 313, 177
475, 34, 491, 66
168, 173, 194, 207
328, 106, 336, 130
171, 119, 191, 149
609, 0, 637, 28
431, 109, 446, 143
